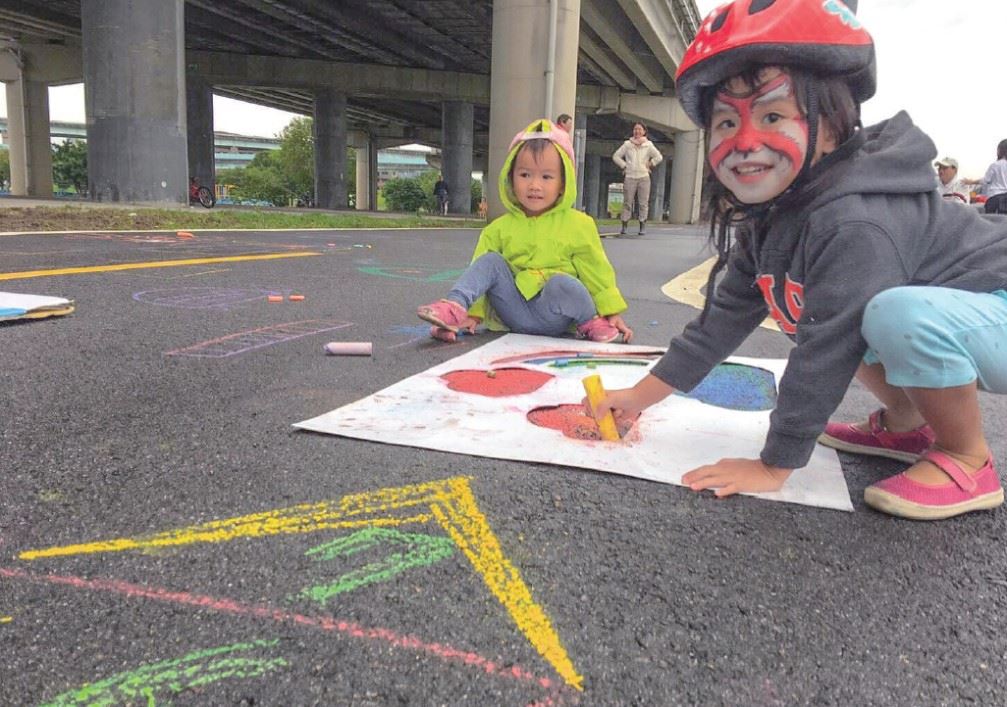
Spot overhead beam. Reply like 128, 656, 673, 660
187, 50, 489, 103
618, 93, 696, 133
577, 34, 637, 91
581, 0, 664, 93
576, 87, 694, 133
616, 0, 691, 76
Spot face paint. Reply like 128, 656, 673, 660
708, 72, 809, 204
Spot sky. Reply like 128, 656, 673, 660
1, 1, 1003, 179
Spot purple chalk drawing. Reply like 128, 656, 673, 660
134, 287, 280, 310
166, 319, 353, 358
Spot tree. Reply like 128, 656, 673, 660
381, 177, 428, 212
51, 139, 88, 193
276, 117, 314, 204
0, 149, 9, 189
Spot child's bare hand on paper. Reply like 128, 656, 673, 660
681, 458, 793, 497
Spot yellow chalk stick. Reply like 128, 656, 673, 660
582, 374, 620, 441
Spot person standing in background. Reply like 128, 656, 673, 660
612, 123, 663, 236
433, 173, 449, 216
555, 114, 573, 134
979, 140, 1007, 214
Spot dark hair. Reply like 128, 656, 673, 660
507, 139, 566, 190
556, 113, 572, 125
632, 122, 647, 135
998, 139, 1007, 161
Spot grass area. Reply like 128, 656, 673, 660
0, 205, 486, 233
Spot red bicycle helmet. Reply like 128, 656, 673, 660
675, 0, 875, 127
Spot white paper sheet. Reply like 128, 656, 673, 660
295, 334, 853, 512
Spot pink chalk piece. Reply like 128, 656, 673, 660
324, 341, 373, 356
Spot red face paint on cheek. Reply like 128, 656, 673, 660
707, 76, 809, 172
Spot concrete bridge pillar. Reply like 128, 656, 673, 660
4, 77, 52, 197
574, 112, 587, 210
442, 101, 473, 214
669, 129, 705, 224
81, 0, 188, 203
584, 153, 601, 219
650, 157, 668, 223
354, 137, 378, 211
185, 72, 215, 193
355, 140, 370, 210
488, 0, 581, 218
599, 175, 611, 219
314, 88, 348, 209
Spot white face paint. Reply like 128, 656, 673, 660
707, 70, 809, 204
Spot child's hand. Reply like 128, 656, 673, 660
606, 314, 633, 343
681, 458, 793, 498
583, 374, 674, 425
460, 316, 481, 334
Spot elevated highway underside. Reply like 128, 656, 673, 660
0, 0, 704, 219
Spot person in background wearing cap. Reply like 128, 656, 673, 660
935, 157, 969, 204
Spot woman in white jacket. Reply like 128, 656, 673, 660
612, 122, 663, 235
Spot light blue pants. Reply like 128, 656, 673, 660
861, 286, 1007, 393
446, 252, 598, 336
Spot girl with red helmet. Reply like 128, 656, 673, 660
589, 0, 1007, 519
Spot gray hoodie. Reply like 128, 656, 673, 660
651, 111, 1007, 469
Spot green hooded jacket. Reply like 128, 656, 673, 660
467, 119, 628, 329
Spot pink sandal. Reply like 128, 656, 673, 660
417, 299, 470, 332
818, 409, 934, 463
429, 326, 457, 343
864, 449, 1004, 520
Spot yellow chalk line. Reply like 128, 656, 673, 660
661, 255, 779, 331
19, 476, 582, 690
0, 251, 321, 281
0, 616, 12, 623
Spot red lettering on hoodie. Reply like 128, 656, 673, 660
755, 273, 804, 334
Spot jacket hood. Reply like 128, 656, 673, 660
797, 111, 938, 208
499, 118, 577, 217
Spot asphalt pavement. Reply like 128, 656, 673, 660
2, 222, 1006, 705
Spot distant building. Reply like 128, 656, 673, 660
0, 118, 440, 179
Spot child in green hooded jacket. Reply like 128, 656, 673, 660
417, 118, 633, 344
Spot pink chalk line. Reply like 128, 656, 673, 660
0, 567, 567, 703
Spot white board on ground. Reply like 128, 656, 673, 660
0, 291, 75, 321
295, 333, 852, 512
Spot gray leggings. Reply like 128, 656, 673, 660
446, 252, 598, 335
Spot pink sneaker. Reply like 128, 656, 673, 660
864, 450, 1004, 520
417, 299, 469, 332
818, 409, 934, 463
576, 316, 620, 343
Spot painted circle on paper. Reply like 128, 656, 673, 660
440, 368, 553, 397
527, 404, 639, 441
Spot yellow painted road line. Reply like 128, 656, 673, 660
19, 476, 583, 690
0, 616, 12, 623
661, 255, 779, 331
0, 251, 321, 281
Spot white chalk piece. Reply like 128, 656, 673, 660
324, 341, 373, 356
